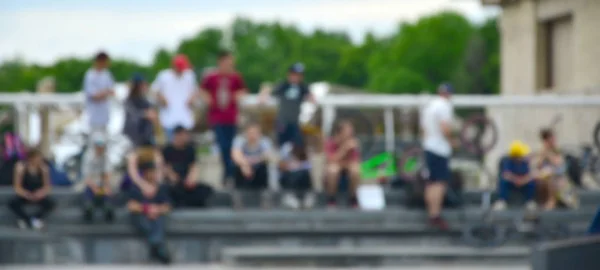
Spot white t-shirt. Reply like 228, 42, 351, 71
83, 68, 114, 128
420, 96, 454, 157
151, 69, 197, 129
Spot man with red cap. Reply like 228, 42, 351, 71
151, 54, 198, 142
199, 50, 247, 185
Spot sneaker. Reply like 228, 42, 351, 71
493, 200, 507, 211
17, 219, 28, 230
150, 244, 171, 265
326, 196, 337, 209
348, 197, 359, 209
104, 209, 115, 223
282, 193, 300, 210
31, 218, 45, 231
525, 201, 538, 212
428, 216, 449, 231
302, 192, 316, 209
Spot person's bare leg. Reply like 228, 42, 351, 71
326, 164, 340, 206
425, 182, 446, 218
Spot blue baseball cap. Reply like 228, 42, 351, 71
438, 83, 454, 94
131, 73, 145, 84
288, 63, 305, 74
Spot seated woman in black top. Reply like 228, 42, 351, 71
162, 126, 213, 207
8, 149, 55, 230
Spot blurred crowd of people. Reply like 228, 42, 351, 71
3, 50, 365, 264
3, 49, 595, 264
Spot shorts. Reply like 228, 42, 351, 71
424, 150, 450, 182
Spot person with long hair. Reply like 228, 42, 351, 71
123, 74, 157, 146
324, 120, 361, 208
8, 149, 55, 230
279, 141, 315, 209
122, 140, 165, 198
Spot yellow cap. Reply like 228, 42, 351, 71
508, 140, 530, 158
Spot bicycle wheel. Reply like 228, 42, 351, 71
594, 121, 600, 152
461, 222, 508, 247
397, 146, 426, 182
460, 114, 499, 155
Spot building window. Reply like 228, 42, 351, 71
538, 15, 573, 92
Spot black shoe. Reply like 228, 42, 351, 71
83, 209, 93, 223
348, 196, 359, 209
104, 209, 114, 223
150, 244, 171, 264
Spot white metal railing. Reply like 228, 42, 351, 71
3, 88, 600, 153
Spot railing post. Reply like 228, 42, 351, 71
322, 105, 336, 138
384, 107, 395, 152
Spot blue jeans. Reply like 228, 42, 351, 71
131, 214, 166, 245
277, 121, 303, 147
83, 187, 113, 210
498, 178, 536, 201
213, 124, 237, 183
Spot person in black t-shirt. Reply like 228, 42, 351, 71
162, 126, 212, 207
259, 63, 315, 147
128, 162, 171, 264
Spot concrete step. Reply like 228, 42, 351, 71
1, 187, 600, 209
221, 245, 531, 267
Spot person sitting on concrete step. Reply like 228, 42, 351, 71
127, 162, 172, 264
231, 122, 274, 208
162, 126, 213, 208
81, 134, 114, 223
279, 141, 315, 209
493, 140, 537, 212
8, 148, 55, 230
324, 120, 361, 208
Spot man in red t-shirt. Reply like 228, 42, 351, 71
199, 51, 247, 185
325, 120, 361, 208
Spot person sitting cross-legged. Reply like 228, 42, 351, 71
8, 149, 55, 230
279, 142, 315, 209
493, 140, 537, 212
127, 162, 172, 264
231, 123, 273, 208
162, 126, 213, 208
81, 135, 115, 223
324, 120, 361, 208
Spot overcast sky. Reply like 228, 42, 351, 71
0, 0, 500, 65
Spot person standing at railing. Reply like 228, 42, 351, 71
419, 83, 455, 230
199, 50, 247, 186
259, 62, 315, 147
124, 74, 158, 146
151, 54, 197, 144
83, 51, 114, 138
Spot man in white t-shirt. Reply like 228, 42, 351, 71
83, 52, 115, 134
420, 83, 455, 230
152, 54, 198, 142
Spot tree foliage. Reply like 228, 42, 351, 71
0, 13, 500, 94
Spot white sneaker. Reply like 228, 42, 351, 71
302, 192, 316, 209
17, 219, 28, 230
282, 193, 300, 210
31, 218, 44, 231
492, 200, 507, 211
525, 201, 538, 212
